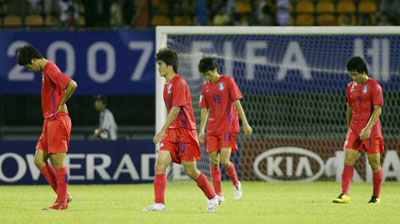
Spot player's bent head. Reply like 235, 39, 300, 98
198, 57, 218, 74
17, 45, 44, 67
156, 48, 179, 73
346, 56, 368, 75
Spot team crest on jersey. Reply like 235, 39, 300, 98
363, 85, 369, 94
168, 84, 172, 94
219, 82, 225, 91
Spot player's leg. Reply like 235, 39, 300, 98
34, 149, 59, 193
143, 150, 172, 211
43, 152, 68, 210
221, 147, 242, 200
209, 151, 223, 200
182, 159, 218, 212
154, 150, 172, 204
367, 153, 383, 203
50, 153, 69, 207
333, 148, 359, 203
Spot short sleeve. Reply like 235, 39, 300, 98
172, 78, 187, 107
228, 77, 243, 101
371, 82, 384, 106
346, 83, 352, 107
45, 62, 71, 89
199, 85, 209, 108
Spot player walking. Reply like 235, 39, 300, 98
17, 45, 78, 210
198, 57, 253, 202
333, 56, 384, 204
143, 49, 219, 212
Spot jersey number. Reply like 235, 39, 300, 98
213, 95, 222, 104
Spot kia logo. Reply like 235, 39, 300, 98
253, 147, 324, 182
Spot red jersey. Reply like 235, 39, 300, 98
41, 61, 72, 119
163, 75, 197, 130
200, 75, 243, 135
347, 78, 384, 138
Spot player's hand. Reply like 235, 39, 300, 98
153, 129, 166, 144
199, 131, 205, 143
360, 127, 372, 140
243, 123, 253, 136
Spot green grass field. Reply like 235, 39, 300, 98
1, 181, 399, 224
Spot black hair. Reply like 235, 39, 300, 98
346, 56, 368, 75
156, 48, 178, 73
95, 95, 108, 105
17, 45, 44, 66
198, 57, 218, 74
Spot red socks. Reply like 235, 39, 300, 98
373, 169, 383, 197
226, 163, 239, 186
211, 166, 223, 196
55, 167, 69, 204
342, 165, 354, 196
40, 163, 57, 193
154, 174, 167, 204
196, 172, 216, 200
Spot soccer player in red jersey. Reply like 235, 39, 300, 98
143, 49, 219, 212
17, 45, 78, 210
198, 57, 253, 203
333, 56, 384, 204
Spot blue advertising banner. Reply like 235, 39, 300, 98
168, 34, 400, 94
0, 140, 156, 185
0, 30, 155, 95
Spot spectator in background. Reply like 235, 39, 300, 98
276, 0, 290, 26
213, 7, 230, 25
130, 0, 149, 27
110, 0, 124, 27
196, 0, 209, 25
59, 0, 79, 27
257, 1, 274, 26
66, 5, 77, 28
94, 95, 118, 141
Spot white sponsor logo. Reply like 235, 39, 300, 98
253, 148, 400, 182
253, 147, 324, 182
0, 153, 157, 183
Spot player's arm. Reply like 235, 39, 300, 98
153, 106, 181, 144
57, 80, 78, 113
234, 100, 253, 136
346, 105, 353, 130
360, 105, 382, 140
199, 107, 210, 143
